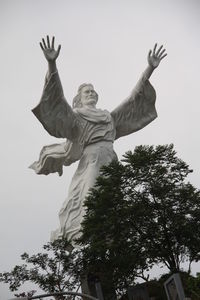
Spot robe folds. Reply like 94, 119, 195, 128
31, 71, 157, 245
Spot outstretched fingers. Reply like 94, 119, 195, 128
148, 49, 152, 62
153, 43, 157, 56
39, 35, 61, 61
148, 49, 152, 58
39, 42, 44, 51
42, 38, 47, 49
158, 48, 167, 58
57, 44, 61, 55
40, 35, 55, 50
158, 49, 165, 57
156, 45, 163, 56
160, 52, 167, 60
47, 35, 50, 48
152, 43, 167, 60
51, 36, 55, 49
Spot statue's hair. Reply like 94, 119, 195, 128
72, 83, 98, 108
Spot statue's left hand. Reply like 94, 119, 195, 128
148, 44, 167, 68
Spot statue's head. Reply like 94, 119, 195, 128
72, 83, 98, 108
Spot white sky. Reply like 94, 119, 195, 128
1, 0, 200, 298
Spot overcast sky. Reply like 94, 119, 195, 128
1, 0, 200, 298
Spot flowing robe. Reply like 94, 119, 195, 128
31, 71, 157, 244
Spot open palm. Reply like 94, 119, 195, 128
40, 36, 61, 62
148, 44, 167, 68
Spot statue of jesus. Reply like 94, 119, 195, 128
30, 36, 167, 246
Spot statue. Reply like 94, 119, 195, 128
30, 36, 167, 246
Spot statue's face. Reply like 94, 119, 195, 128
80, 85, 98, 107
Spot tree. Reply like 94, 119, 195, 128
77, 144, 200, 296
2, 144, 200, 300
0, 239, 79, 299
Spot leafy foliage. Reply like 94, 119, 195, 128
77, 144, 200, 294
1, 144, 200, 299
0, 239, 79, 298
14, 290, 36, 298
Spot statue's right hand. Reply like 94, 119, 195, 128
40, 36, 61, 62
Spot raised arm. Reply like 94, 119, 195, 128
142, 43, 167, 80
32, 36, 81, 141
111, 44, 167, 139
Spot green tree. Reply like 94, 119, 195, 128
77, 144, 200, 296
0, 239, 79, 299
1, 145, 200, 300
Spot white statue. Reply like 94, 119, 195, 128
30, 36, 167, 246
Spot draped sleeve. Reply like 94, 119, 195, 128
32, 71, 81, 141
111, 76, 157, 140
